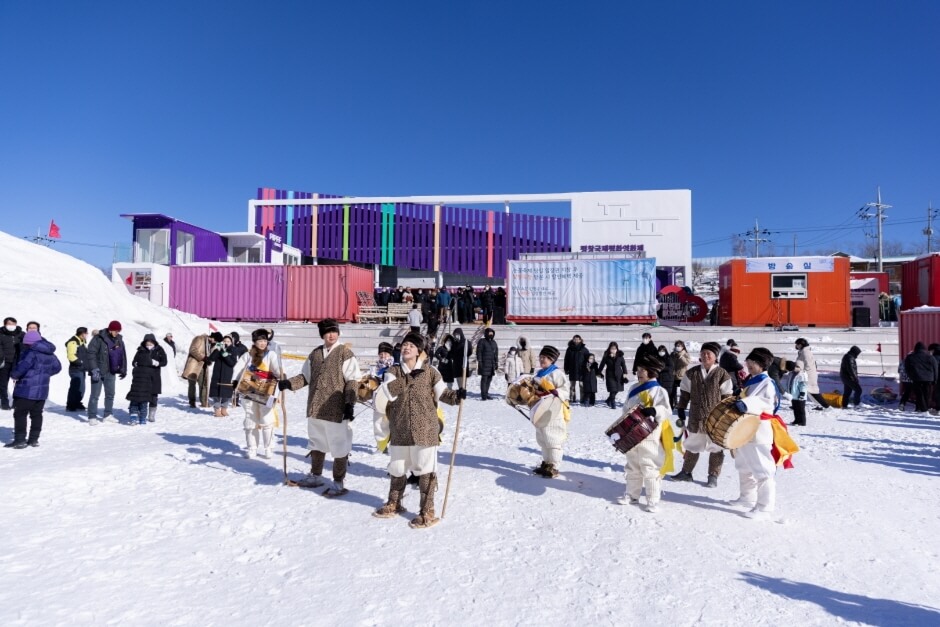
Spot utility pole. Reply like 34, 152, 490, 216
793, 234, 797, 255
858, 187, 891, 272
743, 219, 771, 257
925, 202, 938, 253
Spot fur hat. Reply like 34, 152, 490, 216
23, 330, 41, 345
318, 318, 340, 337
251, 328, 270, 343
745, 347, 774, 370
701, 342, 722, 357
107, 320, 122, 332
539, 345, 560, 362
401, 332, 425, 353
377, 341, 394, 355
635, 353, 665, 377
209, 332, 224, 343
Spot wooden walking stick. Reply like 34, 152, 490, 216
441, 341, 469, 519
279, 373, 300, 487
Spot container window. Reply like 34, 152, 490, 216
176, 232, 194, 265
771, 273, 807, 299
232, 246, 262, 264
135, 229, 170, 264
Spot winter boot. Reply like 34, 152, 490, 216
409, 473, 440, 528
323, 455, 349, 497
4, 438, 27, 449
533, 461, 550, 476
542, 464, 559, 479
706, 475, 718, 488
373, 475, 408, 518
298, 450, 326, 487
220, 406, 229, 417
669, 471, 694, 482
213, 406, 223, 417
147, 406, 157, 423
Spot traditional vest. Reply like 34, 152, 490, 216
686, 364, 731, 433
305, 344, 354, 422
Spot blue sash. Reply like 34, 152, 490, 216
743, 373, 781, 413
536, 363, 558, 378
627, 379, 660, 400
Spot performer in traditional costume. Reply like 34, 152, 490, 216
372, 332, 463, 528
529, 345, 570, 479
278, 319, 360, 496
670, 342, 734, 487
234, 329, 283, 459
619, 353, 675, 512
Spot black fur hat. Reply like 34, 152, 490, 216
701, 341, 722, 357
251, 328, 270, 343
745, 347, 774, 370
378, 341, 394, 355
636, 353, 665, 377
401, 332, 425, 353
539, 345, 560, 362
318, 318, 340, 337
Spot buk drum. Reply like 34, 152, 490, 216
357, 375, 380, 404
704, 397, 761, 449
605, 407, 658, 454
507, 377, 541, 409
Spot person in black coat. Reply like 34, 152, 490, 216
564, 335, 590, 404
632, 332, 658, 375
655, 345, 675, 399
208, 335, 239, 416
130, 334, 167, 423
597, 341, 627, 409
930, 343, 940, 412
904, 342, 938, 412
438, 329, 472, 388
480, 286, 496, 325
0, 317, 25, 411
719, 341, 744, 394
476, 328, 499, 400
840, 346, 863, 409
582, 353, 598, 406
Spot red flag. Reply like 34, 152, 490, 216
125, 273, 133, 286
48, 220, 61, 239
876, 343, 882, 353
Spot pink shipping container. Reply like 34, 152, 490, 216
285, 265, 374, 322
169, 265, 286, 321
898, 308, 940, 357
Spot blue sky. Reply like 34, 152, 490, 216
1, 1, 938, 269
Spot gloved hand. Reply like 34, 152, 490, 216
119, 373, 126, 380
734, 400, 748, 413
343, 403, 355, 421
91, 368, 101, 384
640, 406, 657, 418
456, 388, 467, 400
152, 359, 161, 367
278, 379, 292, 391
676, 407, 686, 428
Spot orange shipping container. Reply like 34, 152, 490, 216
718, 257, 850, 327
285, 265, 374, 323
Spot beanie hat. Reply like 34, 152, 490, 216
635, 353, 665, 377
745, 347, 774, 370
378, 341, 394, 355
539, 345, 560, 362
251, 328, 270, 342
23, 330, 41, 345
107, 320, 122, 332
318, 318, 340, 337
209, 332, 224, 343
701, 342, 722, 357
401, 332, 425, 353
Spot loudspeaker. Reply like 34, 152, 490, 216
852, 307, 871, 328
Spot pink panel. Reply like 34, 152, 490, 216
285, 265, 374, 322
899, 310, 940, 357
169, 265, 286, 321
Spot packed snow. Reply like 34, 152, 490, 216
1, 234, 938, 626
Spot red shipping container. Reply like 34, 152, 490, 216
285, 265, 374, 322
899, 309, 940, 357
718, 257, 851, 327
901, 254, 940, 311
169, 265, 286, 321
850, 272, 889, 295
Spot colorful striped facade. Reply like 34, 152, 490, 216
253, 188, 570, 279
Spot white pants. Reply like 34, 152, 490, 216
734, 420, 777, 511
683, 429, 724, 454
308, 418, 353, 457
242, 400, 276, 429
624, 424, 665, 506
387, 445, 438, 477
535, 416, 567, 467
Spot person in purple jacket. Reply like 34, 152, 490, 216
5, 330, 62, 449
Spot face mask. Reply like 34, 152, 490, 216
643, 339, 650, 344
659, 351, 666, 356
145, 344, 155, 350
675, 346, 681, 351
5, 325, 15, 332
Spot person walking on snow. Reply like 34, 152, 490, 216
793, 338, 829, 409
126, 334, 167, 424
476, 327, 499, 400
840, 346, 863, 409
235, 329, 283, 459
86, 321, 127, 424
278, 319, 360, 496
670, 342, 733, 487
619, 352, 672, 512
597, 342, 627, 409
64, 327, 89, 412
530, 345, 570, 479
504, 346, 524, 384
5, 330, 61, 448
0, 317, 25, 411
207, 335, 238, 416
371, 332, 464, 528
582, 353, 598, 406
407, 303, 423, 334
904, 342, 938, 413
564, 334, 589, 405
670, 340, 691, 407
632, 332, 658, 375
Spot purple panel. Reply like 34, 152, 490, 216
175, 221, 227, 264
169, 265, 286, 321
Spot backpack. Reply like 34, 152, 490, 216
101, 334, 124, 374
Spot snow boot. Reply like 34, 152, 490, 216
220, 406, 229, 417
373, 475, 408, 518
298, 450, 326, 487
323, 456, 349, 497
409, 473, 440, 528
537, 464, 559, 479
148, 406, 157, 423
213, 406, 223, 418
706, 475, 718, 488
533, 461, 550, 476
4, 439, 27, 449
669, 471, 694, 482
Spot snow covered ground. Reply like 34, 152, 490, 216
1, 235, 939, 626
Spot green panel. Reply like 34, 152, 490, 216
343, 204, 350, 261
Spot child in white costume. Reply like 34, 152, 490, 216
732, 347, 781, 520
530, 345, 570, 478
619, 353, 673, 512
233, 329, 283, 459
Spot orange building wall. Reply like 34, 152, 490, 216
718, 258, 851, 327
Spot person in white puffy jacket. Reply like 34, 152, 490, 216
232, 329, 283, 459
530, 345, 570, 478
504, 347, 524, 384
731, 347, 781, 520
619, 353, 673, 512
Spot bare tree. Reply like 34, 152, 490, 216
692, 261, 707, 284
731, 234, 748, 257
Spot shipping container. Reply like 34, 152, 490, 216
718, 257, 851, 327
286, 265, 374, 322
169, 265, 286, 321
850, 271, 889, 295
898, 308, 940, 357
901, 254, 940, 311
